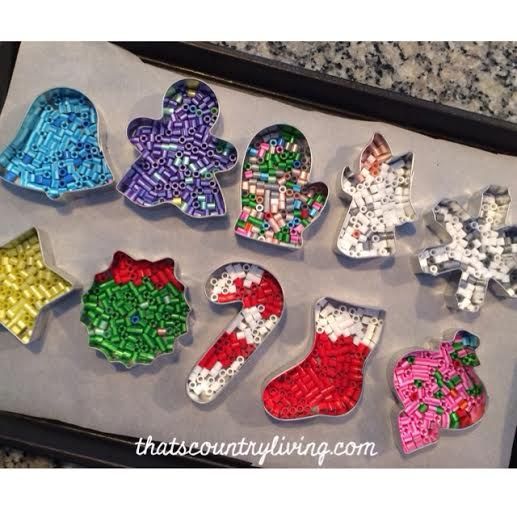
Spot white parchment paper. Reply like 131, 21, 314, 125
0, 42, 515, 467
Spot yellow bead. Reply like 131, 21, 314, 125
0, 228, 72, 343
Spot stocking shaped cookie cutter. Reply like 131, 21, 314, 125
262, 297, 385, 421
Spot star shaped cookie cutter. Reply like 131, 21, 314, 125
0, 227, 78, 344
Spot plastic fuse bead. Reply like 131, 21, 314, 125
0, 228, 73, 344
0, 88, 113, 199
336, 133, 416, 258
117, 79, 237, 217
262, 297, 384, 420
81, 251, 190, 367
393, 330, 487, 454
415, 185, 517, 311
234, 124, 328, 249
187, 262, 284, 404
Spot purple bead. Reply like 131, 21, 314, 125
117, 79, 238, 218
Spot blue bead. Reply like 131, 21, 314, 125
0, 87, 113, 200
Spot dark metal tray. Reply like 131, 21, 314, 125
0, 41, 515, 467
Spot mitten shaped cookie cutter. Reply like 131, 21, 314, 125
117, 78, 238, 218
81, 251, 191, 368
0, 87, 113, 200
262, 297, 385, 421
336, 133, 416, 258
0, 227, 78, 344
392, 329, 487, 455
187, 262, 284, 404
413, 185, 517, 312
234, 124, 328, 249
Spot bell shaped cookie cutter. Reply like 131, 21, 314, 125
391, 329, 487, 455
0, 227, 78, 344
262, 297, 385, 421
413, 185, 517, 312
117, 78, 238, 218
80, 251, 191, 368
187, 262, 285, 404
234, 124, 329, 249
0, 87, 113, 200
335, 133, 416, 258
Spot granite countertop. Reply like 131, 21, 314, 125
1, 41, 515, 468
216, 42, 517, 123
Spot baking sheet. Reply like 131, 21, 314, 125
0, 42, 515, 467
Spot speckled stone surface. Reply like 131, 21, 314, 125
2, 40, 515, 468
215, 42, 517, 123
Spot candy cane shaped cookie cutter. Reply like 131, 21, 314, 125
186, 261, 285, 404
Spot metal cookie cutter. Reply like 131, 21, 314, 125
0, 87, 114, 200
391, 329, 487, 455
80, 251, 191, 368
0, 227, 78, 344
186, 262, 285, 404
413, 185, 517, 312
262, 297, 385, 421
234, 124, 329, 249
117, 78, 238, 218
335, 133, 416, 258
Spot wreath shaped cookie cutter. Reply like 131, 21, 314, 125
81, 251, 191, 368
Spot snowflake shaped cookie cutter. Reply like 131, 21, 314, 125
336, 133, 416, 258
414, 185, 517, 312
117, 78, 238, 218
